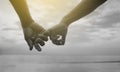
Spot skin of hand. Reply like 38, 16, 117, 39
23, 22, 48, 51
45, 22, 68, 45
10, 0, 107, 50
9, 0, 48, 52
45, 0, 107, 46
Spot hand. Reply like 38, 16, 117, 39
45, 23, 68, 45
23, 22, 48, 51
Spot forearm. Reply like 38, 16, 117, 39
61, 0, 107, 26
10, 0, 33, 28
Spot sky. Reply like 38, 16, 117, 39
0, 0, 120, 55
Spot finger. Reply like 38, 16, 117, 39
51, 34, 66, 45
26, 39, 33, 51
60, 33, 67, 45
38, 34, 48, 41
34, 38, 45, 46
44, 29, 55, 40
52, 35, 62, 45
58, 30, 67, 45
34, 43, 42, 52
52, 39, 61, 45
52, 39, 65, 45
50, 34, 60, 45
43, 31, 50, 36
50, 36, 59, 45
59, 39, 65, 45
50, 33, 58, 40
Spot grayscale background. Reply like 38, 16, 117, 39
0, 0, 120, 72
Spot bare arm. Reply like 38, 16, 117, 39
61, 0, 107, 26
47, 0, 107, 45
9, 0, 33, 28
9, 0, 47, 51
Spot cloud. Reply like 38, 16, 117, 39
0, 0, 120, 55
95, 12, 120, 28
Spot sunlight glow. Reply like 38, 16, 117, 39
27, 0, 81, 28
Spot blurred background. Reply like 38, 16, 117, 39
0, 0, 120, 72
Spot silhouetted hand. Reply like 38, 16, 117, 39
45, 23, 68, 45
23, 22, 48, 51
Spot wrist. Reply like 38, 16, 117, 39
60, 18, 71, 27
58, 21, 69, 28
21, 20, 34, 28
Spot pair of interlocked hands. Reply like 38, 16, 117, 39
23, 21, 68, 51
10, 0, 107, 52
